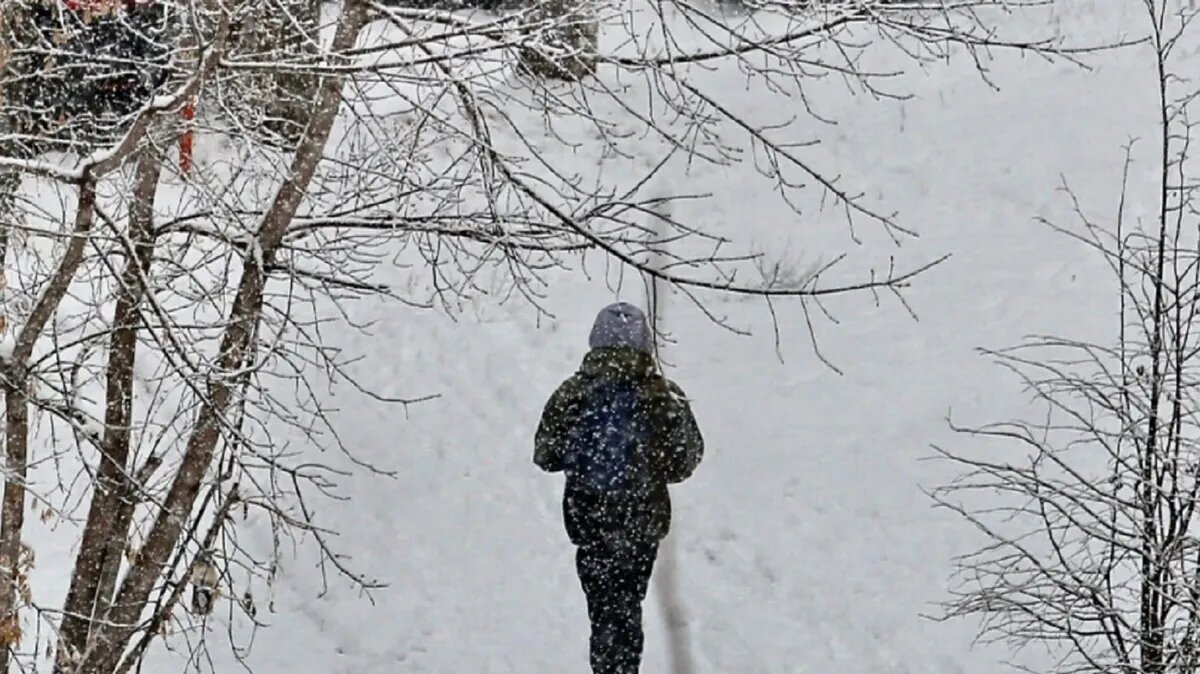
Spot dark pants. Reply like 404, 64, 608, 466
575, 538, 659, 674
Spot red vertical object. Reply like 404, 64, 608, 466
180, 101, 195, 175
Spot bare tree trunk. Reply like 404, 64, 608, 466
0, 10, 16, 663
655, 528, 694, 674
77, 3, 368, 670
56, 149, 164, 673
0, 179, 96, 672
0, 374, 29, 663
643, 191, 695, 674
92, 151, 164, 619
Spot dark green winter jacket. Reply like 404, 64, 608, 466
534, 346, 704, 545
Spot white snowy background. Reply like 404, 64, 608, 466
12, 0, 1191, 671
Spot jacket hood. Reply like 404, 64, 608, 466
579, 346, 657, 381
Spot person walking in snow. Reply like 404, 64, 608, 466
534, 302, 704, 674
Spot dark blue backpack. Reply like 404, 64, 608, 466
563, 378, 652, 495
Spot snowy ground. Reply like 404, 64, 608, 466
17, 0, 1191, 671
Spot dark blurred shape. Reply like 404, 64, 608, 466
2, 0, 177, 154
216, 0, 321, 149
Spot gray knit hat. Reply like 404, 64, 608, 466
588, 302, 653, 354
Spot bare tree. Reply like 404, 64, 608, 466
928, 2, 1200, 672
0, 0, 1087, 672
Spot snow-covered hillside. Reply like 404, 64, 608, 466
18, 0, 1188, 671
